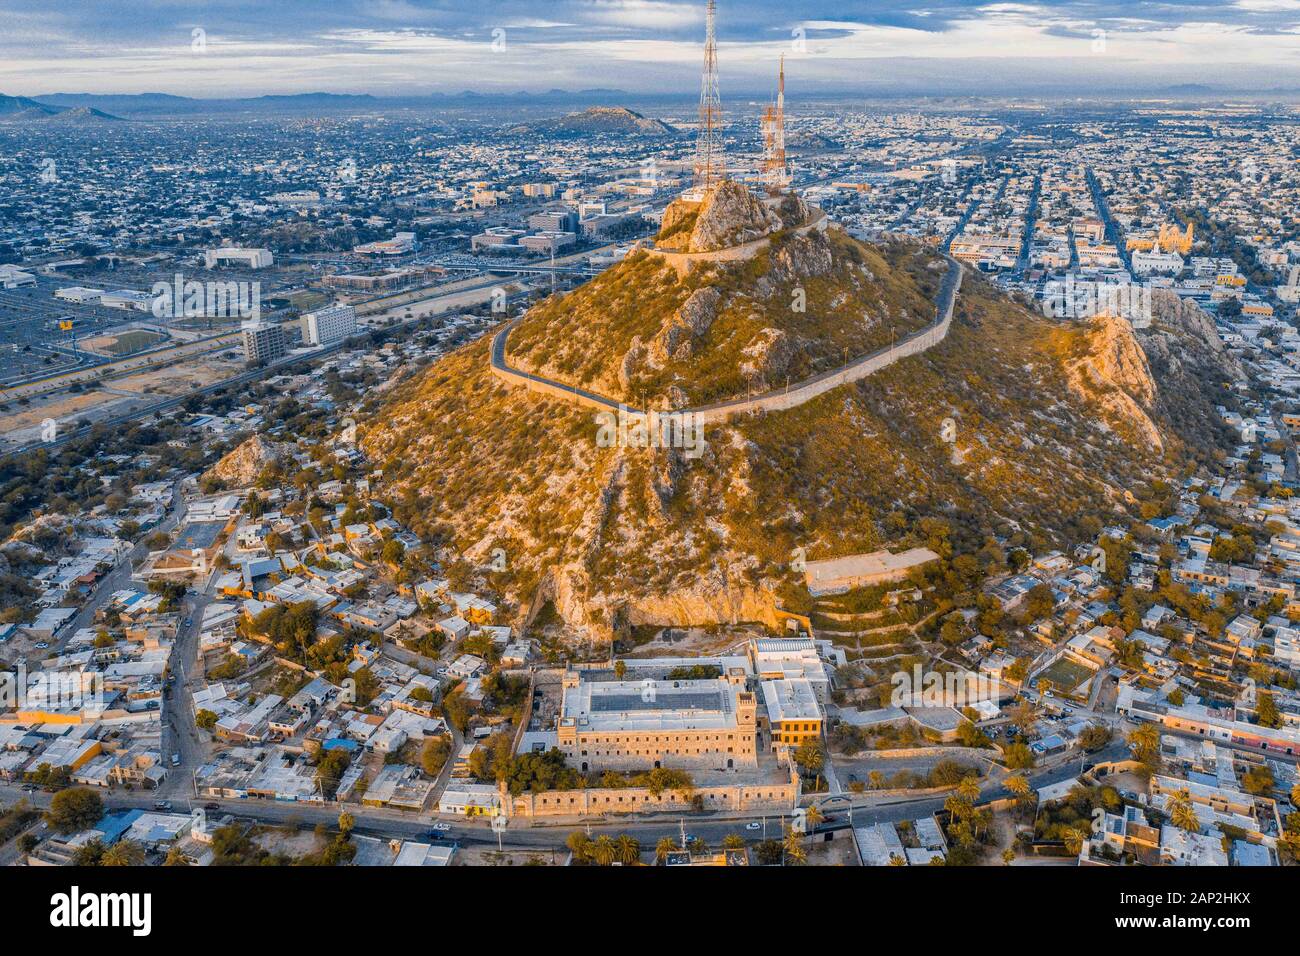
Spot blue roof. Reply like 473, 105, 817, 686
97, 808, 144, 844
322, 738, 359, 752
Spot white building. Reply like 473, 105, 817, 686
204, 247, 273, 270
0, 265, 36, 289
1131, 250, 1185, 276
302, 303, 357, 346
54, 286, 104, 304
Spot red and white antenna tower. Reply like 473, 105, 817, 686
761, 55, 788, 193
693, 0, 724, 193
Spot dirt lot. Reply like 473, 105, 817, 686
454, 845, 560, 866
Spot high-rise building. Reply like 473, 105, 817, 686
241, 322, 287, 364
301, 303, 357, 346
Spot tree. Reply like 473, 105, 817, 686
1127, 723, 1161, 778
1169, 788, 1201, 833
590, 834, 616, 866
566, 831, 592, 864
804, 805, 824, 847
195, 709, 218, 730
163, 846, 191, 866
1257, 690, 1282, 729
45, 787, 104, 834
1002, 742, 1035, 770
793, 739, 824, 781
1079, 723, 1112, 752
614, 834, 640, 865
73, 838, 106, 866
1002, 847, 1016, 865
754, 839, 783, 865
655, 836, 677, 863
1004, 774, 1032, 804
782, 826, 806, 865
1241, 765, 1274, 797
101, 839, 145, 866
421, 735, 451, 777
337, 810, 355, 836
721, 833, 746, 850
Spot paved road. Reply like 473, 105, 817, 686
50, 475, 189, 657
491, 255, 964, 422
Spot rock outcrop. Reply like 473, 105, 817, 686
203, 434, 291, 487
1067, 314, 1163, 452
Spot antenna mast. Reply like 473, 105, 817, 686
761, 55, 788, 193
693, 0, 724, 193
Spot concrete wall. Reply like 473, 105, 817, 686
504, 775, 799, 819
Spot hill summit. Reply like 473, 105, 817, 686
513, 106, 677, 137
363, 181, 1235, 643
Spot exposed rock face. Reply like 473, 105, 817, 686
649, 287, 721, 364
204, 434, 290, 487
1068, 314, 1163, 452
739, 327, 793, 388
1141, 289, 1246, 382
770, 232, 834, 283
656, 180, 802, 255
537, 560, 780, 641
688, 180, 779, 252
1134, 290, 1244, 454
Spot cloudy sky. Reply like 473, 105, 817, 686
2, 0, 1298, 98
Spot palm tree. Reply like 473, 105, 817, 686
1169, 789, 1201, 833
721, 833, 746, 850
101, 839, 145, 867
782, 826, 806, 865
590, 834, 616, 866
1062, 824, 1087, 857
73, 839, 106, 866
614, 834, 640, 865
566, 831, 591, 864
162, 846, 191, 867
1004, 774, 1031, 801
957, 775, 981, 804
1002, 847, 1016, 866
804, 805, 824, 848
655, 836, 677, 864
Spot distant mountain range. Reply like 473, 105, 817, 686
5, 82, 1299, 126
16, 89, 652, 118
0, 94, 122, 123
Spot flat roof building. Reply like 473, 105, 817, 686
557, 673, 757, 772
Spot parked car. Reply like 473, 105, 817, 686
153, 801, 172, 811
171, 753, 181, 767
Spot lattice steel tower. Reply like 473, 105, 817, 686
761, 55, 788, 193
693, 0, 724, 192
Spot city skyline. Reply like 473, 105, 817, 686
2, 0, 1300, 99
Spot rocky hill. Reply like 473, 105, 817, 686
362, 183, 1236, 641
0, 94, 121, 122
507, 183, 935, 408
203, 434, 292, 487
512, 106, 677, 138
